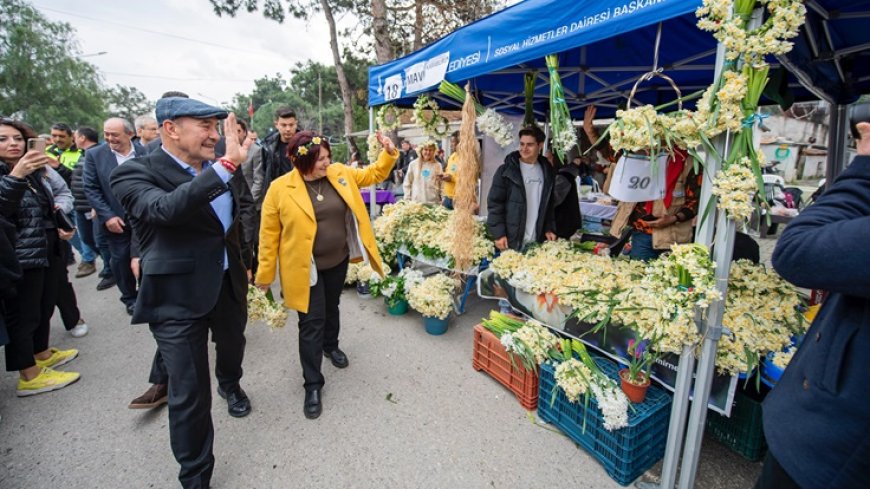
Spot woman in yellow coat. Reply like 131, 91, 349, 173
255, 131, 397, 419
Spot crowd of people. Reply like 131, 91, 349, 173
2, 90, 867, 489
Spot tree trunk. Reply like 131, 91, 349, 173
371, 0, 393, 64
413, 0, 423, 50
320, 0, 357, 151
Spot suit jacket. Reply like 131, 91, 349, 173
110, 148, 249, 325
84, 142, 147, 225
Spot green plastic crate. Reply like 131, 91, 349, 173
706, 383, 769, 461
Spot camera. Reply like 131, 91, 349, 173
849, 102, 870, 140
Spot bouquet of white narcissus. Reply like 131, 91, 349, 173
553, 339, 628, 432
247, 285, 289, 330
372, 201, 494, 269
407, 273, 458, 320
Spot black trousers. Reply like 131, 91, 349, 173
754, 452, 802, 489
297, 257, 348, 392
56, 244, 81, 330
149, 273, 246, 489
3, 232, 62, 371
105, 225, 136, 307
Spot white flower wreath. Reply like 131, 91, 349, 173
376, 104, 402, 131
412, 95, 450, 138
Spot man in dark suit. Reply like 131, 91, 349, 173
83, 117, 146, 315
110, 98, 253, 489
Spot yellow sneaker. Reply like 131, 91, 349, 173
35, 347, 79, 369
17, 368, 80, 397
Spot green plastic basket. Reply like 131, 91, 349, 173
705, 384, 769, 461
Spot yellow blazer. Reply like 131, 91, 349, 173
256, 149, 399, 313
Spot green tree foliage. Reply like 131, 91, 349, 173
0, 0, 153, 133
229, 55, 370, 162
0, 0, 107, 131
106, 84, 155, 123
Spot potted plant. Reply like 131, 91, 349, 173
370, 268, 422, 316
407, 273, 457, 335
619, 338, 658, 403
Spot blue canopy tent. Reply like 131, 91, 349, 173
367, 1, 870, 488
368, 0, 870, 118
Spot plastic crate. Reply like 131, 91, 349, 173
706, 383, 769, 461
538, 357, 672, 486
472, 324, 539, 410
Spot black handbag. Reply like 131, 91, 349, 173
54, 208, 76, 232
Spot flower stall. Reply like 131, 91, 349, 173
363, 0, 868, 486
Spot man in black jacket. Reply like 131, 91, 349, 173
260, 106, 298, 191
487, 126, 557, 251
758, 105, 870, 489
83, 118, 146, 315
111, 98, 253, 489
69, 127, 106, 280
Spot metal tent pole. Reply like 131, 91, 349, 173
369, 107, 377, 221
649, 39, 730, 489
825, 104, 848, 189
676, 7, 762, 488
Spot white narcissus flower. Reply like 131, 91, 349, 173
477, 109, 515, 147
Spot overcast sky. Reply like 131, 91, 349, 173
34, 0, 356, 108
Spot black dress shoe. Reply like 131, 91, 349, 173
96, 276, 117, 291
218, 385, 251, 418
125, 304, 135, 316
323, 348, 349, 368
304, 389, 322, 419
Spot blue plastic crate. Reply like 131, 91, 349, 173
538, 358, 672, 486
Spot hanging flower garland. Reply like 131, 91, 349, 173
697, 0, 807, 65
375, 104, 402, 131
439, 81, 515, 148
711, 157, 758, 221
412, 95, 450, 138
545, 54, 578, 162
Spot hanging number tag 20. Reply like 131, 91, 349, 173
383, 74, 403, 102
608, 153, 668, 203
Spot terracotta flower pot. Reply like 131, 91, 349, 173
619, 369, 651, 403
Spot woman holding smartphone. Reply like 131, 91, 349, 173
0, 118, 80, 396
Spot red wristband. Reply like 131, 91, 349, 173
217, 158, 237, 173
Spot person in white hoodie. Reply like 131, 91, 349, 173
402, 140, 442, 204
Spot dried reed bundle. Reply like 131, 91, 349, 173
450, 83, 482, 272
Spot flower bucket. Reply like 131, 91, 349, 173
423, 315, 449, 335
356, 282, 372, 299
619, 369, 651, 404
386, 298, 409, 315
608, 152, 668, 203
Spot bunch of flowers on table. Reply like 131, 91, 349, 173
247, 284, 289, 330
354, 262, 380, 284
407, 273, 458, 320
770, 345, 796, 369
373, 201, 493, 269
716, 259, 806, 376
482, 311, 560, 373
553, 339, 629, 431
638, 243, 721, 354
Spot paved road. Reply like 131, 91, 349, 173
0, 268, 761, 488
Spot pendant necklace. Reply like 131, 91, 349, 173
307, 179, 325, 202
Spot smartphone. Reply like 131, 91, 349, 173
27, 138, 46, 153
